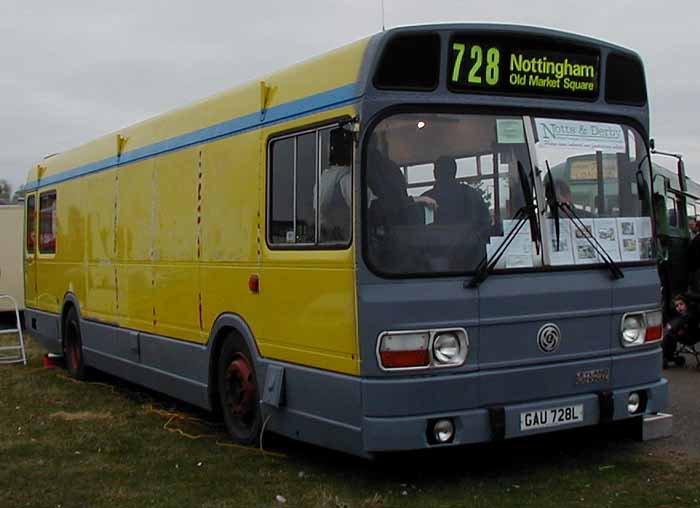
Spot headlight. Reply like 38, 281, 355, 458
621, 314, 645, 346
433, 332, 467, 365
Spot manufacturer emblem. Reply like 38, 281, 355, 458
537, 323, 561, 353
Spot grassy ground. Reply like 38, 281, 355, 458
1, 335, 699, 508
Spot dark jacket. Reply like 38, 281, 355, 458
422, 183, 490, 240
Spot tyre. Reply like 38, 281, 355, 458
217, 333, 262, 446
63, 307, 87, 380
674, 354, 686, 367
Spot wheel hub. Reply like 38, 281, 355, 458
224, 355, 256, 419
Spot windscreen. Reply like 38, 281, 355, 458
363, 112, 653, 276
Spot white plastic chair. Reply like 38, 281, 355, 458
0, 295, 26, 365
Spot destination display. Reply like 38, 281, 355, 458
449, 37, 600, 99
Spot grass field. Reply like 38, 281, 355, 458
1, 335, 699, 508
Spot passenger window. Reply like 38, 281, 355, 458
39, 191, 57, 254
269, 125, 353, 247
26, 195, 36, 253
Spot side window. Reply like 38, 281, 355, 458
269, 125, 353, 247
26, 194, 36, 254
39, 191, 57, 254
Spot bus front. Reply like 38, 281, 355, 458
356, 25, 668, 452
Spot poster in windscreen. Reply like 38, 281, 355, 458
545, 217, 652, 266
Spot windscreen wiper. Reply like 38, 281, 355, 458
466, 205, 531, 288
544, 162, 561, 250
544, 161, 623, 280
466, 161, 540, 288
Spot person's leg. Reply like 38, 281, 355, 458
663, 330, 678, 362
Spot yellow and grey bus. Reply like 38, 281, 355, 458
25, 24, 668, 457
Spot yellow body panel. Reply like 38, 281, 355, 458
25, 37, 369, 375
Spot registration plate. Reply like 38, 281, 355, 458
520, 404, 583, 431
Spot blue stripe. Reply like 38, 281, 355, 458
25, 83, 360, 191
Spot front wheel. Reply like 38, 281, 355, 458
63, 308, 87, 380
217, 334, 262, 446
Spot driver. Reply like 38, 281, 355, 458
421, 156, 490, 241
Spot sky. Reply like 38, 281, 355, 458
1, 0, 698, 193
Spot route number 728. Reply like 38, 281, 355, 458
451, 43, 501, 86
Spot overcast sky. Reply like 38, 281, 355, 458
1, 0, 698, 192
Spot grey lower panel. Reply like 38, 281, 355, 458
25, 308, 61, 354
611, 347, 662, 387
362, 379, 668, 452
81, 319, 210, 409
264, 407, 366, 457
83, 348, 210, 409
81, 320, 210, 385
262, 360, 363, 427
259, 361, 366, 456
362, 351, 662, 418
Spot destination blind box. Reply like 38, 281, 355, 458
448, 35, 600, 100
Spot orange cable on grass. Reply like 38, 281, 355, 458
55, 372, 286, 458
57, 373, 118, 394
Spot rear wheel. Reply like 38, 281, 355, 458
63, 308, 86, 380
217, 334, 262, 446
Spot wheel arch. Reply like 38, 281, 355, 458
60, 293, 82, 344
206, 313, 263, 412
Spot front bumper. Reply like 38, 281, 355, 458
363, 378, 668, 452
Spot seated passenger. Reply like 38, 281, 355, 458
421, 156, 490, 240
318, 129, 353, 241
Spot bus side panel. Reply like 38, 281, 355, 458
255, 262, 357, 374
84, 171, 118, 323
152, 149, 202, 343
200, 132, 261, 334
116, 159, 157, 335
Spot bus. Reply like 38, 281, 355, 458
25, 24, 669, 457
649, 159, 700, 314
